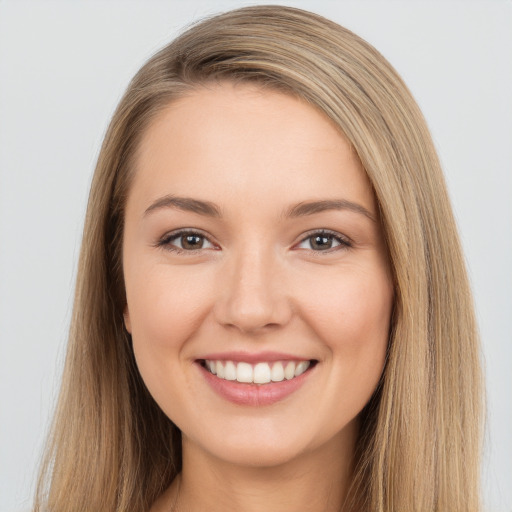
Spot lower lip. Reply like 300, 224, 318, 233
197, 362, 314, 406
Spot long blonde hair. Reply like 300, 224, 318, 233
34, 6, 483, 511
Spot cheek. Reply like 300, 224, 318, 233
304, 264, 391, 333
299, 266, 392, 380
126, 265, 214, 394
128, 265, 210, 342
299, 269, 392, 436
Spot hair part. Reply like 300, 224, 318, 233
34, 6, 484, 511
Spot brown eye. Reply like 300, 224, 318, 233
310, 234, 334, 250
180, 234, 205, 250
158, 230, 216, 253
296, 230, 351, 252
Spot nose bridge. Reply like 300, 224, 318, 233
215, 241, 291, 333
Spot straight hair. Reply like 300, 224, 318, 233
34, 6, 484, 511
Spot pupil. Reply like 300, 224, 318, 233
312, 235, 332, 250
182, 234, 202, 249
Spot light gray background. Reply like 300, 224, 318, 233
1, 1, 511, 511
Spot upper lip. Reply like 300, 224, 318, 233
196, 351, 315, 364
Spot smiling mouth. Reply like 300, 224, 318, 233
199, 359, 317, 385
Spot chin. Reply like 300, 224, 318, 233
183, 414, 352, 470
201, 437, 312, 468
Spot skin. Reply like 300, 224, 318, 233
123, 82, 394, 512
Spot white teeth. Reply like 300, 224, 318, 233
294, 361, 310, 377
236, 362, 253, 383
253, 362, 271, 384
284, 361, 296, 380
271, 362, 285, 382
224, 361, 237, 380
216, 361, 225, 378
204, 359, 312, 384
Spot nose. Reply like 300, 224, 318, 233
214, 245, 293, 334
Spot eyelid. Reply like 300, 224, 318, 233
155, 228, 352, 255
293, 229, 352, 252
156, 228, 219, 254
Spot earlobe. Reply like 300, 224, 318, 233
123, 305, 132, 334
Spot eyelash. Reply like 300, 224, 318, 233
156, 229, 217, 255
155, 228, 352, 255
296, 229, 352, 253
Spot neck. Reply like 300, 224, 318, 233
169, 425, 358, 512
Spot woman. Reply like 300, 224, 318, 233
33, 6, 483, 511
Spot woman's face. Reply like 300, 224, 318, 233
123, 82, 393, 467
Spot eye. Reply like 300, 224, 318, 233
157, 229, 216, 253
295, 230, 351, 252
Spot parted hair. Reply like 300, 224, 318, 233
34, 6, 483, 512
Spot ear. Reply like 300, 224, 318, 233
123, 305, 132, 334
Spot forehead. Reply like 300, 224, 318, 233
129, 82, 376, 216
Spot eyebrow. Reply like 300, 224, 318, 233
144, 195, 376, 222
283, 199, 376, 222
144, 195, 222, 218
